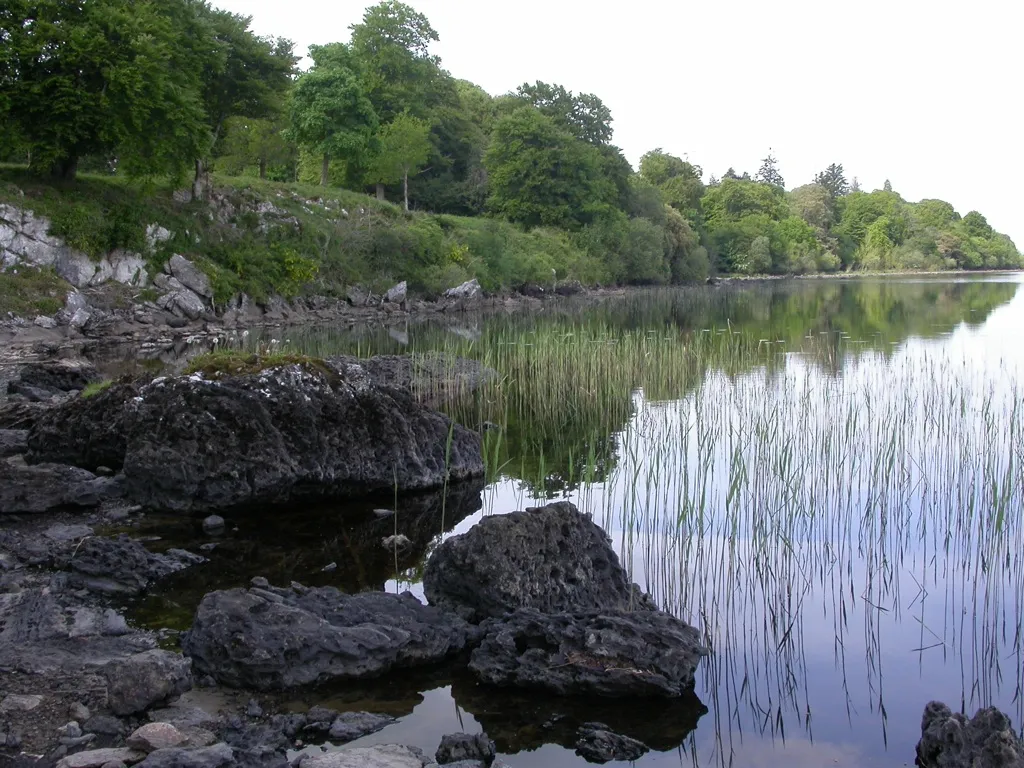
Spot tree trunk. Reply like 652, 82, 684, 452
192, 158, 208, 202
51, 156, 78, 180
376, 183, 385, 201
403, 168, 409, 212
259, 157, 267, 180
321, 153, 330, 187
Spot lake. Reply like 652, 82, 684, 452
133, 273, 1024, 767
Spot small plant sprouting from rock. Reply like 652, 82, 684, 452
80, 379, 113, 399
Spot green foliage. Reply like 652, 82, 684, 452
638, 150, 704, 225
48, 200, 145, 258
185, 350, 333, 378
513, 81, 613, 145
484, 107, 614, 229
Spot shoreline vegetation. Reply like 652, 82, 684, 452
2, 1, 1022, 317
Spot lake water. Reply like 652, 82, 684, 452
133, 274, 1024, 767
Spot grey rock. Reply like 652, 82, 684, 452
56, 251, 98, 287
59, 721, 84, 739
103, 649, 193, 715
135, 743, 234, 768
345, 285, 369, 307
444, 279, 482, 301
102, 762, 128, 768
84, 715, 127, 736
154, 273, 186, 293
70, 307, 93, 329
555, 279, 585, 296
201, 515, 225, 534
182, 583, 478, 690
381, 534, 411, 551
575, 722, 649, 764
916, 701, 1024, 768
128, 722, 189, 752
298, 745, 431, 768
0, 429, 28, 457
424, 501, 656, 622
1, 694, 43, 712
435, 732, 495, 765
326, 712, 396, 742
109, 251, 149, 286
157, 287, 206, 320
55, 748, 147, 768
0, 456, 120, 514
67, 291, 89, 312
34, 314, 58, 328
469, 608, 708, 697
384, 281, 407, 305
168, 255, 213, 299
148, 706, 219, 731
70, 702, 92, 722
146, 225, 173, 253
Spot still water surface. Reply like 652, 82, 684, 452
134, 274, 1024, 767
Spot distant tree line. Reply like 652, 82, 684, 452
1, 0, 1019, 278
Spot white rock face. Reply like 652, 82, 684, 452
145, 223, 173, 252
385, 281, 407, 305
445, 278, 482, 300
1, 203, 151, 290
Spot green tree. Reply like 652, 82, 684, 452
484, 107, 613, 229
289, 44, 377, 186
756, 151, 785, 188
789, 184, 835, 234
962, 211, 994, 238
638, 149, 704, 224
883, 179, 893, 192
513, 81, 613, 145
216, 116, 295, 180
349, 1, 452, 122
365, 112, 432, 210
813, 163, 849, 198
1, 0, 207, 179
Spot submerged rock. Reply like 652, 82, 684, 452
916, 701, 1024, 768
28, 360, 482, 513
298, 744, 431, 768
182, 582, 478, 690
435, 732, 495, 765
423, 501, 655, 622
469, 608, 707, 698
67, 536, 205, 595
574, 722, 649, 764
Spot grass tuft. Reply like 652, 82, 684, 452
183, 349, 334, 379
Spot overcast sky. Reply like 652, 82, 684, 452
216, 0, 1022, 246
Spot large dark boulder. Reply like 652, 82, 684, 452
27, 359, 483, 513
328, 354, 496, 407
916, 701, 1024, 768
103, 649, 194, 716
0, 429, 28, 457
182, 582, 479, 690
423, 502, 655, 622
468, 609, 707, 698
7, 360, 100, 398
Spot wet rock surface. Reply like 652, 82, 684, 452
67, 536, 205, 596
424, 501, 655, 622
182, 582, 479, 690
0, 430, 27, 458
468, 608, 707, 697
574, 723, 648, 764
916, 701, 1024, 768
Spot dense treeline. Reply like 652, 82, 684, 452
1, 0, 1020, 287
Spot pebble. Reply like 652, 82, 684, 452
58, 721, 83, 739
70, 702, 91, 722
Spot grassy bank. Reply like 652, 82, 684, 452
0, 166, 607, 311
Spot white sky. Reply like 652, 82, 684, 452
216, 0, 1023, 246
